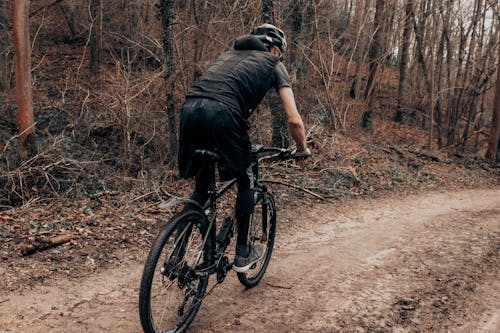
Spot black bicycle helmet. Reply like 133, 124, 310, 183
251, 23, 287, 55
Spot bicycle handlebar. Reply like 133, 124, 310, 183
252, 145, 311, 161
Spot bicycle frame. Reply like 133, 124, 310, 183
181, 146, 290, 276
140, 145, 292, 333
200, 146, 278, 221
192, 148, 270, 271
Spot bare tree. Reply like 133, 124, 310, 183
361, 0, 385, 130
288, 0, 304, 79
89, 0, 102, 77
486, 42, 500, 162
0, 2, 12, 91
349, 0, 370, 99
56, 1, 79, 41
262, 0, 290, 147
262, 0, 275, 23
433, 0, 452, 147
13, 0, 36, 159
158, 0, 177, 166
191, 0, 208, 81
395, 0, 413, 123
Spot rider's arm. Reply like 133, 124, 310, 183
278, 86, 308, 152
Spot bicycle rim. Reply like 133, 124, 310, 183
139, 210, 211, 333
237, 192, 277, 288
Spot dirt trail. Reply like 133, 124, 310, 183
1, 189, 499, 333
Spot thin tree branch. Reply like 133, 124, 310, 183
30, 0, 66, 18
261, 179, 326, 201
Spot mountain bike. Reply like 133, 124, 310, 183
138, 145, 296, 333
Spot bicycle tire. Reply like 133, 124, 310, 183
237, 191, 277, 288
139, 210, 213, 333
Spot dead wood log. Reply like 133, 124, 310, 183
388, 146, 407, 157
20, 234, 73, 256
261, 179, 326, 201
408, 148, 450, 163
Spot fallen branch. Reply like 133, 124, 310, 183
389, 145, 407, 157
408, 148, 450, 163
20, 234, 74, 256
265, 282, 292, 289
160, 186, 174, 198
89, 190, 120, 199
129, 191, 155, 204
261, 179, 326, 201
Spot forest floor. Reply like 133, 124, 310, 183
0, 128, 499, 332
1, 90, 500, 332
1, 11, 499, 331
0, 188, 499, 332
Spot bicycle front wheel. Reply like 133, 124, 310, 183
139, 210, 213, 333
237, 191, 277, 288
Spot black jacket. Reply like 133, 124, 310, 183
186, 35, 280, 119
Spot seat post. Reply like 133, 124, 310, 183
207, 159, 217, 204
194, 149, 219, 211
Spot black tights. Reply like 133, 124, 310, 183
189, 168, 254, 249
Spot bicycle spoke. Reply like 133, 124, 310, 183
140, 211, 211, 333
237, 193, 277, 288
140, 147, 289, 332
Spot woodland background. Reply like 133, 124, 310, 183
0, 0, 499, 208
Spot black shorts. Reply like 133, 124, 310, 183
178, 98, 252, 181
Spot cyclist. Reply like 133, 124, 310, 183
178, 23, 311, 273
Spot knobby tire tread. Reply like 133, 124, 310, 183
237, 192, 277, 288
139, 210, 211, 333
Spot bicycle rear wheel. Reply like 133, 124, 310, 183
139, 210, 213, 333
237, 191, 277, 288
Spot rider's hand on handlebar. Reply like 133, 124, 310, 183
291, 147, 312, 159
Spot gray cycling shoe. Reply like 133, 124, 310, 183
233, 246, 262, 273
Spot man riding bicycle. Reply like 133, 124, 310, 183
178, 24, 311, 273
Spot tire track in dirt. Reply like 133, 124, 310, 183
0, 189, 499, 332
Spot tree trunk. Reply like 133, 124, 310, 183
434, 0, 452, 147
191, 0, 207, 81
89, 0, 101, 77
456, 0, 481, 149
427, 0, 440, 148
57, 1, 79, 41
288, 0, 301, 74
0, 2, 13, 91
409, 0, 435, 133
395, 0, 412, 122
263, 0, 289, 147
447, 7, 472, 146
362, 0, 385, 131
13, 0, 36, 159
349, 0, 369, 99
159, 0, 177, 166
262, 0, 275, 23
486, 43, 500, 162
461, 0, 487, 150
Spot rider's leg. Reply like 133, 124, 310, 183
233, 167, 262, 272
235, 168, 254, 257
191, 167, 210, 207
182, 167, 210, 212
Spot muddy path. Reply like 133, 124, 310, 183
1, 189, 499, 333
